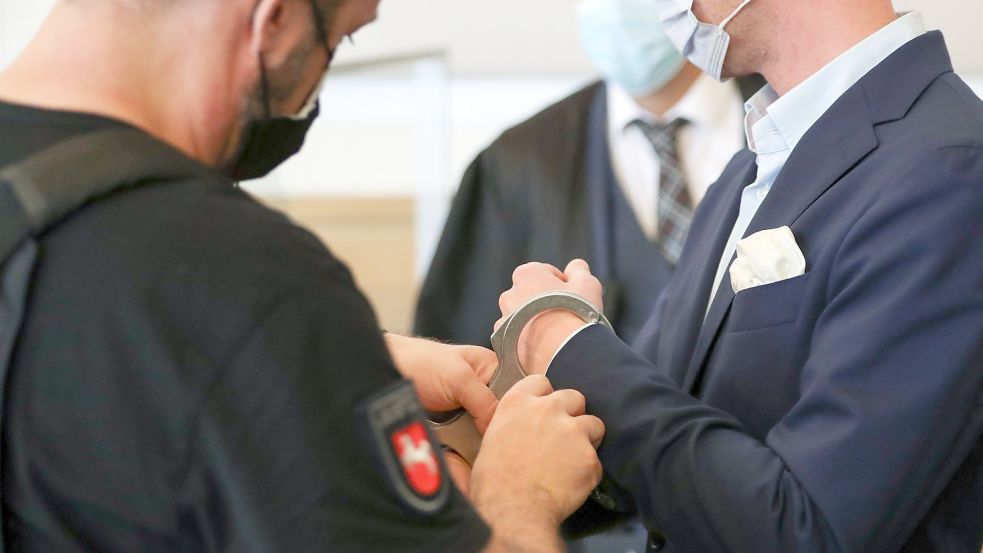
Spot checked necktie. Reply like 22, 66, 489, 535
631, 118, 693, 265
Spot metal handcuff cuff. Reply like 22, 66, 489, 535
428, 291, 628, 511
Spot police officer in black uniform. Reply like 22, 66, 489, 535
0, 0, 605, 551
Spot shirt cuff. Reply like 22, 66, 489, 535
545, 323, 597, 374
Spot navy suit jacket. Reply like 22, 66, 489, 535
549, 32, 983, 553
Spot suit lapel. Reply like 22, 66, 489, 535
743, 92, 879, 239
683, 271, 736, 392
683, 86, 880, 395
665, 152, 755, 386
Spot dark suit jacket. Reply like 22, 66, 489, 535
415, 77, 763, 347
549, 32, 983, 552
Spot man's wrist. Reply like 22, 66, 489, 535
521, 310, 594, 374
472, 487, 563, 551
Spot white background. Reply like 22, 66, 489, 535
336, 0, 983, 75
3, 0, 983, 74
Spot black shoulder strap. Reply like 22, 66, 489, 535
0, 129, 215, 549
0, 129, 213, 257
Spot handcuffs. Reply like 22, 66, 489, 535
428, 291, 627, 511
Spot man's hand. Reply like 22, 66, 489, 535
384, 333, 499, 432
470, 374, 605, 544
496, 259, 605, 374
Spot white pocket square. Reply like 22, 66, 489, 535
729, 226, 806, 294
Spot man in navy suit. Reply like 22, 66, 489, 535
497, 1, 983, 551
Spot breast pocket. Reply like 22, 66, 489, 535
726, 272, 811, 333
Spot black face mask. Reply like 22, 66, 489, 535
227, 0, 332, 182
228, 103, 321, 181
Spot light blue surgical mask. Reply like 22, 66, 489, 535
577, 0, 687, 96
654, 0, 753, 81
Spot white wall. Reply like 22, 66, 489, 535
0, 0, 56, 69
338, 0, 983, 75
3, 1, 982, 75
361, 1, 983, 74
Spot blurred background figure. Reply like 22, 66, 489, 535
415, 0, 761, 348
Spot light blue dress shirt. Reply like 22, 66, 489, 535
703, 11, 927, 316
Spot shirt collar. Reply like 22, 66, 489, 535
744, 85, 780, 153
744, 12, 926, 154
607, 74, 741, 134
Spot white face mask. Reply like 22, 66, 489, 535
654, 0, 753, 81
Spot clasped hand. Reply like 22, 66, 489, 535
384, 259, 605, 526
496, 259, 605, 375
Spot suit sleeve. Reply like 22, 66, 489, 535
414, 149, 526, 347
548, 146, 983, 553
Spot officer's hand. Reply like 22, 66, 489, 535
496, 259, 604, 374
470, 375, 604, 530
384, 333, 499, 432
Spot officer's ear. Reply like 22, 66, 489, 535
250, 0, 312, 70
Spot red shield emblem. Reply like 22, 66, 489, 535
363, 381, 448, 513
391, 421, 442, 497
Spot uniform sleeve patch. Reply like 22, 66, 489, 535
360, 380, 450, 514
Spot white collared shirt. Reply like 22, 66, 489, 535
703, 12, 927, 315
606, 75, 746, 239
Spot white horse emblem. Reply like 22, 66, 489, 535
398, 434, 438, 475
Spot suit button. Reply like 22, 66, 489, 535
647, 531, 667, 552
